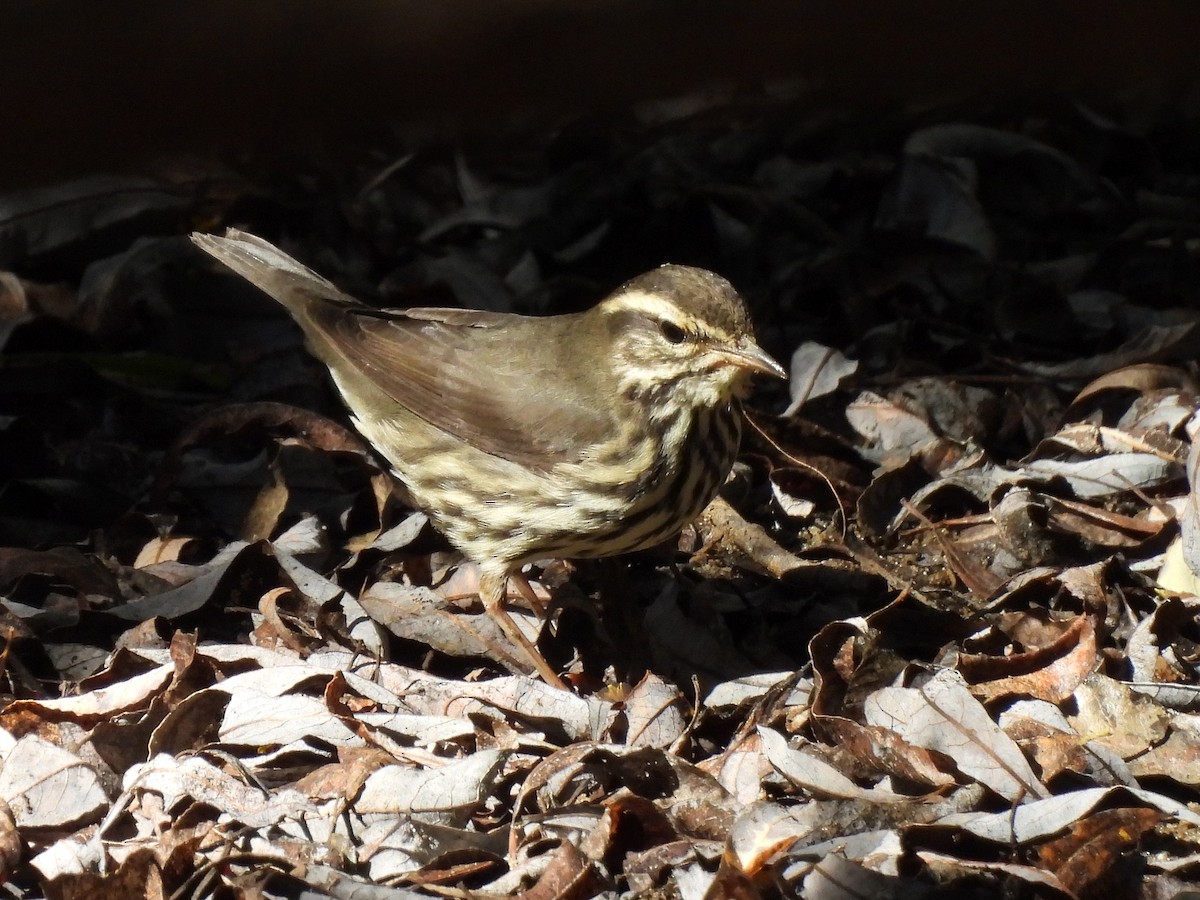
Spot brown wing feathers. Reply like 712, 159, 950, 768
192, 229, 615, 469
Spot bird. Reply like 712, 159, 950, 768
191, 229, 785, 688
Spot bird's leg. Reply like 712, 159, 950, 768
479, 569, 567, 690
510, 570, 549, 617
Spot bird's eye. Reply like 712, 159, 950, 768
659, 320, 687, 344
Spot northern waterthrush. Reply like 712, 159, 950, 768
192, 230, 784, 687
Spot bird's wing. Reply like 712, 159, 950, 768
314, 303, 617, 470
193, 229, 616, 469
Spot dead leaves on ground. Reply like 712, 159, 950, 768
5, 521, 1200, 896
8, 601, 1200, 898
4, 101, 1200, 896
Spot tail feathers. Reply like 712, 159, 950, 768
190, 229, 356, 316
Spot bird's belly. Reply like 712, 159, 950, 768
367, 405, 741, 567
467, 407, 741, 564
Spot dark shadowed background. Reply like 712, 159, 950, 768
2, 0, 1199, 188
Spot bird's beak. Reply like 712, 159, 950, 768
716, 340, 787, 379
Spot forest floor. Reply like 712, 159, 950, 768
2, 94, 1200, 898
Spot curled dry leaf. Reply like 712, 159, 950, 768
1127, 713, 1200, 786
758, 726, 908, 802
356, 749, 506, 820
0, 736, 107, 830
801, 853, 923, 900
1069, 674, 1170, 761
958, 614, 1098, 705
932, 785, 1200, 843
622, 673, 688, 749
784, 341, 857, 416
864, 669, 1050, 802
126, 753, 318, 829
697, 730, 773, 806
1037, 807, 1164, 897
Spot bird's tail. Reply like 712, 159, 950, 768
190, 229, 356, 319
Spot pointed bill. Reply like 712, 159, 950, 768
715, 340, 787, 379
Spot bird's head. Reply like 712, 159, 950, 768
598, 264, 785, 412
